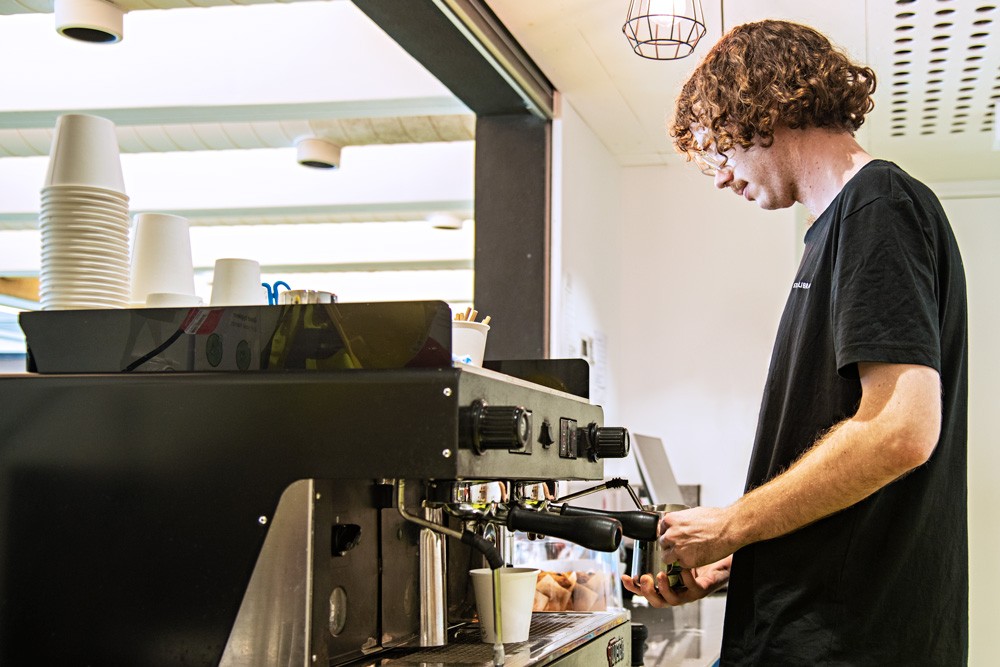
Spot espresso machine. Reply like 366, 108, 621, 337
0, 301, 638, 666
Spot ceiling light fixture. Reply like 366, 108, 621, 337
295, 137, 342, 170
55, 0, 124, 44
623, 0, 708, 60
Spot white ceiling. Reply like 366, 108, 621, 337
1, 0, 995, 194
0, 1, 475, 232
0, 0, 995, 246
486, 0, 1000, 183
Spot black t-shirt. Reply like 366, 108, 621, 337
720, 160, 968, 666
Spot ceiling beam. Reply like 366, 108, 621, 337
0, 200, 475, 230
0, 98, 470, 130
351, 0, 553, 118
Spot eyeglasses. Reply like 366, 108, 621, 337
692, 149, 731, 176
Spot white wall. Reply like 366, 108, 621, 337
551, 100, 624, 421
939, 193, 1000, 667
616, 164, 799, 508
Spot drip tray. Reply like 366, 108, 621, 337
357, 611, 628, 666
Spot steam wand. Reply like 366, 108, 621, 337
395, 480, 507, 665
553, 477, 644, 510
395, 479, 504, 568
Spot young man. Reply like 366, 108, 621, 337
622, 20, 969, 665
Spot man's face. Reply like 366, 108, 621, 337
693, 129, 797, 211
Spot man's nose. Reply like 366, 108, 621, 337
713, 167, 734, 189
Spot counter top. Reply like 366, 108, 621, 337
627, 591, 726, 667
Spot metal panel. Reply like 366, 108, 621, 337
0, 372, 459, 665
220, 479, 315, 667
319, 479, 382, 664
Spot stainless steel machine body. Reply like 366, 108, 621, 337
0, 303, 633, 667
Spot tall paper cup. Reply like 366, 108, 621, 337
452, 320, 489, 366
44, 114, 126, 192
210, 258, 266, 306
470, 567, 537, 644
129, 213, 196, 305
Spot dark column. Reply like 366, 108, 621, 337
351, 0, 552, 358
474, 114, 550, 359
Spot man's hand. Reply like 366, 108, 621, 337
622, 555, 732, 608
658, 505, 740, 569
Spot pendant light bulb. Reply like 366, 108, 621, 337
646, 0, 688, 28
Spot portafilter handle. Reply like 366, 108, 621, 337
559, 505, 659, 542
505, 506, 622, 552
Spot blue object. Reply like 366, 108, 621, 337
262, 280, 291, 305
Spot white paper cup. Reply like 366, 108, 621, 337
41, 220, 131, 238
41, 197, 130, 214
42, 183, 129, 198
210, 258, 266, 306
469, 567, 537, 644
129, 212, 196, 305
44, 114, 126, 193
42, 259, 130, 274
279, 289, 337, 305
42, 187, 130, 202
145, 292, 204, 307
452, 320, 490, 366
41, 251, 130, 268
40, 271, 130, 287
41, 238, 128, 255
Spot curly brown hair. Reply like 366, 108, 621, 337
671, 20, 876, 159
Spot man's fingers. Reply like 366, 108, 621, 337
637, 574, 668, 608
679, 566, 700, 592
620, 574, 640, 594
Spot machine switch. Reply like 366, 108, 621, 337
559, 418, 578, 459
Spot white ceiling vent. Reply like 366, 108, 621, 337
886, 0, 998, 138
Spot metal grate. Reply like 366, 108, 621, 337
374, 612, 624, 666
402, 615, 583, 661
885, 0, 999, 138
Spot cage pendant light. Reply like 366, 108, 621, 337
623, 0, 707, 60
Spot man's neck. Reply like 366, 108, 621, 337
786, 127, 874, 217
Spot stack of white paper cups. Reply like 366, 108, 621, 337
39, 113, 131, 310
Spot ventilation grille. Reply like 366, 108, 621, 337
887, 0, 999, 138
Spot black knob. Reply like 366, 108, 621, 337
468, 400, 532, 454
585, 424, 630, 461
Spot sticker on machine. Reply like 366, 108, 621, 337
181, 308, 225, 335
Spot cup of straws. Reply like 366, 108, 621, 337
452, 307, 491, 366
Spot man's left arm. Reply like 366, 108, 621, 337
662, 362, 941, 568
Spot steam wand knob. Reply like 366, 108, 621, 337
583, 424, 630, 461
